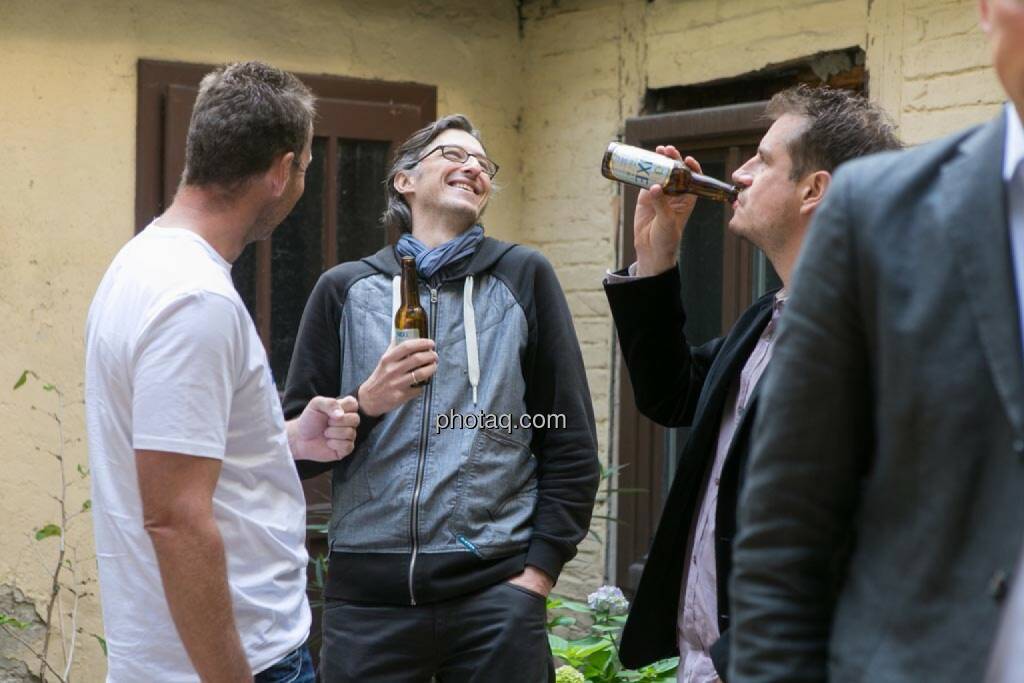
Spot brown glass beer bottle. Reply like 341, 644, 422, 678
395, 256, 430, 386
601, 142, 739, 203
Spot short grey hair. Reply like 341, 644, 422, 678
183, 61, 315, 193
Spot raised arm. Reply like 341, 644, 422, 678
605, 147, 724, 426
605, 266, 725, 426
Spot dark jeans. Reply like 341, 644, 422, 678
320, 581, 556, 682
255, 645, 315, 683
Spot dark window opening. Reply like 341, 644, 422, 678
645, 47, 865, 113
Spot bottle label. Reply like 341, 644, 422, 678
394, 328, 421, 343
608, 145, 673, 189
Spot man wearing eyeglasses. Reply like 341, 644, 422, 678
284, 114, 600, 682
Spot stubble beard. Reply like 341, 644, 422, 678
246, 197, 287, 245
420, 195, 483, 235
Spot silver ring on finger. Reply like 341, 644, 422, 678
410, 369, 419, 387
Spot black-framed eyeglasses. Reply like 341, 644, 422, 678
415, 144, 499, 178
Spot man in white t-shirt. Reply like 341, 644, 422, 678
85, 61, 358, 683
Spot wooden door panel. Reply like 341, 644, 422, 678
162, 85, 197, 205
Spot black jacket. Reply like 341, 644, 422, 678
605, 265, 775, 676
284, 238, 600, 604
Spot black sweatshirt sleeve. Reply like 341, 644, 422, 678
283, 266, 380, 480
604, 265, 724, 428
498, 248, 600, 581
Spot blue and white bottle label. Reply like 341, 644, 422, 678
608, 144, 673, 189
394, 328, 421, 343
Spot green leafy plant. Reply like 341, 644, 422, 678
0, 614, 31, 630
1, 371, 102, 682
308, 553, 330, 610
547, 586, 678, 683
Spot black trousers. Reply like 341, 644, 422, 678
319, 581, 556, 683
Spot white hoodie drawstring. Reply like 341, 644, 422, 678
463, 276, 479, 405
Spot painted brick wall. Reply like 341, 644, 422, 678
517, 0, 1005, 598
518, 0, 640, 600
872, 0, 1004, 145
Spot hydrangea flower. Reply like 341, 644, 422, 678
587, 585, 629, 615
554, 664, 586, 683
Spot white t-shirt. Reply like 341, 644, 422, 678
84, 226, 310, 682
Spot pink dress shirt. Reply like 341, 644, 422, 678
677, 291, 787, 683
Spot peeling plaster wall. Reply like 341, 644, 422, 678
869, 0, 1004, 144
645, 0, 866, 88
0, 585, 44, 682
0, 1, 520, 678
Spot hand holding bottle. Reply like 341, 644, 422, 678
633, 146, 703, 277
358, 339, 439, 417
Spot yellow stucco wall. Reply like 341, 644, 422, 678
0, 1, 522, 678
0, 0, 1009, 677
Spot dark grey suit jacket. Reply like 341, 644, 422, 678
729, 112, 1024, 683
986, 537, 1024, 682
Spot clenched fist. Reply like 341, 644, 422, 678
289, 395, 360, 462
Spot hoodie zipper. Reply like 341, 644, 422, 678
407, 285, 439, 605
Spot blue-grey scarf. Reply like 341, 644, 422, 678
395, 225, 485, 279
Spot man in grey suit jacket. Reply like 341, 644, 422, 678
729, 1, 1024, 681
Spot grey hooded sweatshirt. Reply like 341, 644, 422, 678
282, 237, 599, 605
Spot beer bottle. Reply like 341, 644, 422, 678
395, 256, 430, 386
601, 142, 738, 203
